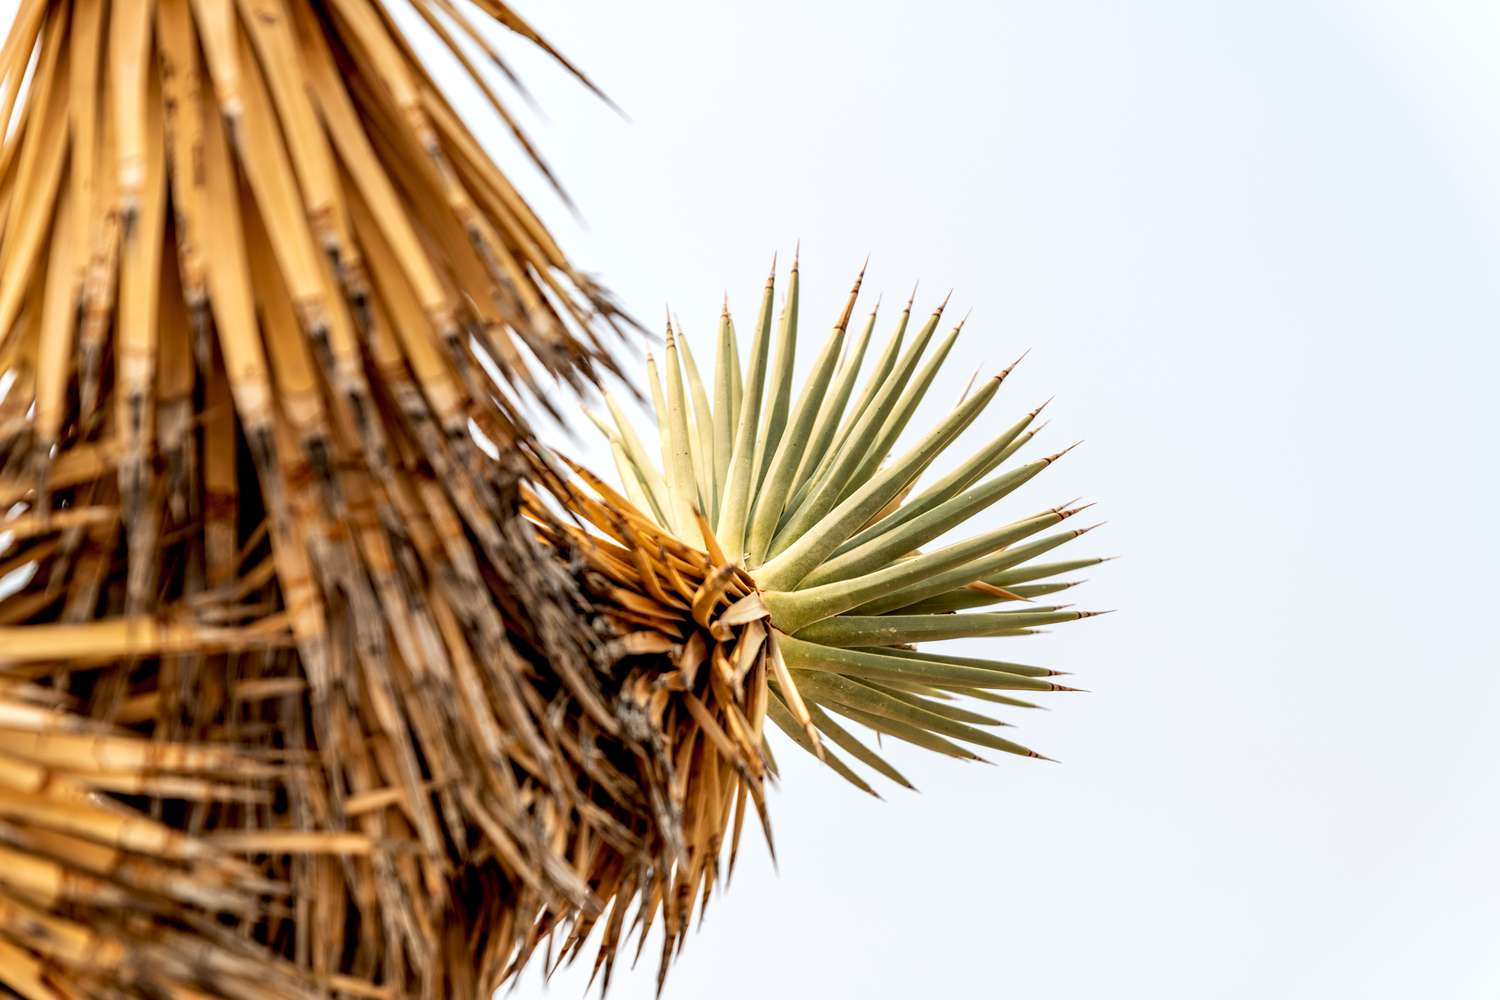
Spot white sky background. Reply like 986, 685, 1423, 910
2, 0, 1493, 996
467, 3, 1500, 997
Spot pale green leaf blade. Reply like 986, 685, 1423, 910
791, 608, 1094, 646
744, 268, 862, 563
802, 453, 1066, 588
711, 300, 738, 513
749, 257, 800, 495
851, 520, 1100, 615
771, 296, 947, 550
830, 404, 1050, 559
675, 321, 717, 517
715, 264, 777, 556
755, 373, 1002, 590
778, 633, 1067, 691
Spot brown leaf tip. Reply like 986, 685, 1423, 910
999, 348, 1031, 378
1044, 441, 1083, 464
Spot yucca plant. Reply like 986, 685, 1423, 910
584, 257, 1107, 798
0, 0, 1108, 996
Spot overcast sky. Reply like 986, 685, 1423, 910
0, 1, 1491, 996
443, 3, 1500, 997
444, 2, 1500, 997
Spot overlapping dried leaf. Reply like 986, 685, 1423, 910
0, 2, 696, 998
524, 463, 776, 994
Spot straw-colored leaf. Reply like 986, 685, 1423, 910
0, 2, 669, 996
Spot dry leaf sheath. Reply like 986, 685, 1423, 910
0, 1, 710, 997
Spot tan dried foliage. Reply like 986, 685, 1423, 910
0, 1, 724, 998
